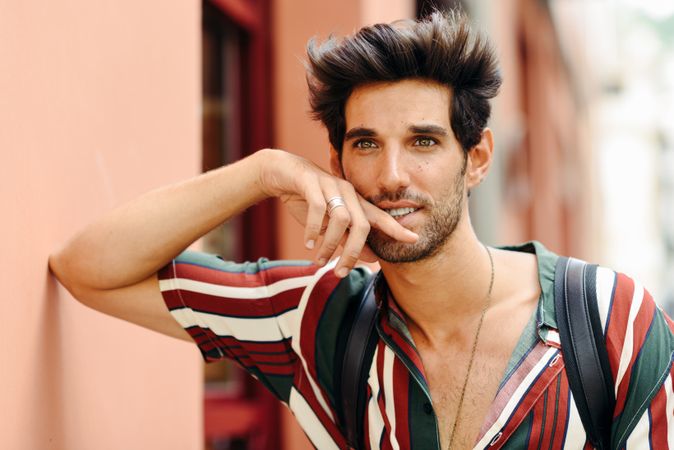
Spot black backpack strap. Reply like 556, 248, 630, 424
554, 257, 615, 449
340, 273, 380, 450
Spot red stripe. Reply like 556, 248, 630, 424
391, 357, 411, 448
263, 262, 320, 284
294, 271, 341, 424
168, 259, 318, 287
538, 376, 559, 450
378, 314, 427, 382
191, 331, 291, 353
292, 371, 346, 447
526, 391, 546, 450
550, 373, 570, 450
648, 372, 671, 450
163, 288, 302, 317
605, 273, 636, 380
184, 328, 299, 375
228, 347, 296, 365
376, 345, 394, 450
479, 344, 556, 440
492, 362, 564, 450
614, 288, 656, 418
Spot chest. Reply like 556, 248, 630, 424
421, 342, 511, 450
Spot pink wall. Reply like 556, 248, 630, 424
272, 1, 414, 448
0, 2, 202, 449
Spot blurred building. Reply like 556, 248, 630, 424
2, 0, 670, 449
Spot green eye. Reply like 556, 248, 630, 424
415, 137, 436, 147
355, 140, 377, 149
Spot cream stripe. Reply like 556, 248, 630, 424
562, 394, 587, 449
616, 281, 645, 395
595, 266, 617, 332
367, 347, 385, 449
291, 259, 339, 424
665, 373, 674, 450
171, 307, 295, 342
383, 346, 400, 450
624, 408, 651, 449
159, 274, 315, 298
288, 387, 339, 450
474, 347, 559, 449
547, 329, 561, 346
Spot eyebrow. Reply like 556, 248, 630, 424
409, 124, 448, 136
344, 127, 377, 141
344, 124, 448, 141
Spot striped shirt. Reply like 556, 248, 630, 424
158, 241, 674, 449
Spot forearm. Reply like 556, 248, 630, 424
50, 150, 269, 291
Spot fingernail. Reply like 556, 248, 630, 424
317, 258, 326, 266
336, 267, 348, 278
306, 240, 315, 249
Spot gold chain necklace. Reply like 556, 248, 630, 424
446, 244, 495, 450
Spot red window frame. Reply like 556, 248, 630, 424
202, 0, 278, 449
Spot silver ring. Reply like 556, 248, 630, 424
326, 196, 346, 217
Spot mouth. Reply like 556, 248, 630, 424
385, 207, 421, 220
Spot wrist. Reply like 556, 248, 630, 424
252, 148, 285, 198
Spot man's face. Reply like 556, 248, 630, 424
334, 78, 469, 263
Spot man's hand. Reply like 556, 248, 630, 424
257, 149, 418, 277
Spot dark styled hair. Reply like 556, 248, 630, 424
305, 10, 502, 153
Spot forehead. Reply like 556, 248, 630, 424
344, 79, 452, 131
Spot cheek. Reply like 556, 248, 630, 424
346, 174, 370, 197
342, 165, 368, 194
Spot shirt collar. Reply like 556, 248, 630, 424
376, 240, 561, 346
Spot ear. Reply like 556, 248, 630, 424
465, 128, 494, 189
329, 145, 345, 179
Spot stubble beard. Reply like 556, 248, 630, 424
366, 164, 466, 264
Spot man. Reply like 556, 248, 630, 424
49, 11, 673, 450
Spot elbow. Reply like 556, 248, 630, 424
48, 249, 83, 299
48, 251, 66, 284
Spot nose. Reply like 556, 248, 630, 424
375, 146, 411, 193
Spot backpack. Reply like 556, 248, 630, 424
337, 257, 615, 450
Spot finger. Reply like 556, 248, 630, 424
360, 199, 419, 242
301, 176, 327, 249
334, 183, 370, 277
315, 184, 351, 267
359, 244, 378, 263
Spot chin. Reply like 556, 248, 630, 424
367, 234, 443, 264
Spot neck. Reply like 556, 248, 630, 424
378, 222, 495, 346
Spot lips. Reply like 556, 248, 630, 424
376, 200, 422, 210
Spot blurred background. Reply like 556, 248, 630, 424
1, 0, 672, 449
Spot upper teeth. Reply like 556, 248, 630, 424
387, 207, 417, 217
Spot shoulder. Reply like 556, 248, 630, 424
593, 266, 674, 349
591, 267, 674, 445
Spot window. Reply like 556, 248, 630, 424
201, 1, 277, 449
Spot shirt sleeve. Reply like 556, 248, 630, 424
157, 250, 325, 403
598, 268, 674, 448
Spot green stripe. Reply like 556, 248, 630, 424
536, 389, 548, 450
547, 374, 562, 450
408, 375, 439, 449
247, 366, 294, 403
314, 267, 372, 410
614, 308, 674, 446
377, 327, 432, 400
503, 410, 534, 449
174, 250, 311, 273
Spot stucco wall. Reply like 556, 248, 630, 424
0, 1, 202, 449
